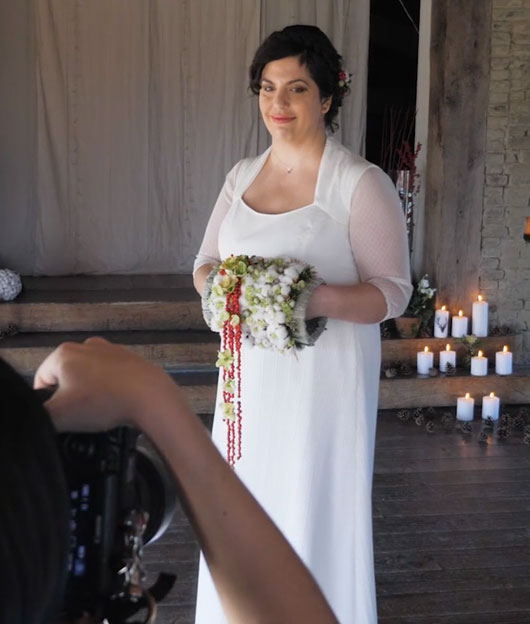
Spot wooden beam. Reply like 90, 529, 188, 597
423, 0, 492, 310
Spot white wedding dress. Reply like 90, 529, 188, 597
193, 137, 411, 623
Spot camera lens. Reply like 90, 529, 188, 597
135, 434, 177, 544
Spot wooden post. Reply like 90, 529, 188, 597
423, 0, 492, 311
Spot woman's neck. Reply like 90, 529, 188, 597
270, 131, 327, 173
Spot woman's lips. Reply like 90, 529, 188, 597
271, 115, 295, 124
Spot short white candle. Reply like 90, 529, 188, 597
482, 392, 500, 421
472, 295, 489, 337
434, 305, 450, 338
471, 350, 488, 376
495, 345, 513, 375
439, 343, 456, 373
417, 346, 434, 375
457, 392, 475, 421
451, 309, 468, 337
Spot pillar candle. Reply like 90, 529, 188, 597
495, 345, 513, 375
439, 343, 456, 373
471, 350, 488, 376
434, 305, 450, 338
451, 310, 468, 337
417, 346, 434, 375
457, 393, 474, 421
482, 392, 500, 421
472, 295, 489, 337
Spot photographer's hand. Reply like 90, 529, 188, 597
35, 338, 338, 624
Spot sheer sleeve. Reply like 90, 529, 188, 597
349, 167, 413, 321
192, 162, 241, 275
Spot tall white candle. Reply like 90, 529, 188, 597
482, 392, 500, 420
472, 295, 489, 337
495, 345, 513, 375
457, 393, 475, 421
471, 350, 488, 376
434, 305, 450, 338
417, 346, 434, 375
439, 343, 456, 373
451, 309, 468, 337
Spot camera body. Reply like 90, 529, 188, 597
56, 426, 177, 621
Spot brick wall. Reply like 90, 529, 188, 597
482, 0, 530, 363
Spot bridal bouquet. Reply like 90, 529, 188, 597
202, 254, 326, 466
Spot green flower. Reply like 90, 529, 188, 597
216, 349, 234, 369
223, 378, 235, 394
220, 401, 235, 421
230, 314, 240, 327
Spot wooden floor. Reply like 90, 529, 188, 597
140, 406, 530, 624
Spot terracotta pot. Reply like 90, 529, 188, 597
394, 316, 421, 338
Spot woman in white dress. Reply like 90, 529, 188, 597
193, 25, 412, 624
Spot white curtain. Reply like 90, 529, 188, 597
0, 0, 369, 275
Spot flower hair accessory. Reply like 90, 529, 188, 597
202, 255, 327, 467
338, 69, 352, 99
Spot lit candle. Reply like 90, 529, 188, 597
417, 346, 434, 375
439, 343, 456, 373
434, 305, 450, 338
451, 309, 468, 337
495, 345, 513, 375
457, 392, 475, 421
482, 392, 500, 421
471, 350, 488, 376
472, 294, 489, 337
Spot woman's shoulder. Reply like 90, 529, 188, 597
225, 149, 270, 194
320, 138, 383, 224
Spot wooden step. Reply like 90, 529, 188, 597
3, 331, 528, 411
0, 275, 206, 332
382, 334, 523, 366
177, 370, 530, 413
0, 330, 219, 375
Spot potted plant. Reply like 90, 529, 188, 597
394, 274, 436, 338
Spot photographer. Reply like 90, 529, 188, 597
0, 337, 338, 624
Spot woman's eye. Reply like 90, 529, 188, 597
292, 87, 307, 93
261, 85, 274, 92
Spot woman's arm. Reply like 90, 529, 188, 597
307, 167, 412, 324
34, 339, 338, 624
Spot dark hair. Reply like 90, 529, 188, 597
249, 24, 345, 132
0, 358, 70, 624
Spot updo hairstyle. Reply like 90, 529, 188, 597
249, 24, 345, 132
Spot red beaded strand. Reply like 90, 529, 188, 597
221, 280, 243, 468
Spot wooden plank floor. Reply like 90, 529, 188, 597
141, 407, 530, 623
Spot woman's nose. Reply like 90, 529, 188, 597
273, 88, 289, 108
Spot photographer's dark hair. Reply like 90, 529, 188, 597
249, 24, 345, 132
0, 358, 70, 624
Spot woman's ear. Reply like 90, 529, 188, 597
321, 96, 332, 115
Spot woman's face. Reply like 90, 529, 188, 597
258, 55, 331, 143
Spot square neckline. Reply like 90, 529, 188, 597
239, 136, 331, 217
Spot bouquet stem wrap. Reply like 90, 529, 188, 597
201, 255, 327, 467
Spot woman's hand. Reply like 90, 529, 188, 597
34, 337, 187, 433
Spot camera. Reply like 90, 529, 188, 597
37, 391, 177, 623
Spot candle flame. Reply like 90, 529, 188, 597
503, 345, 509, 353
490, 392, 495, 398
424, 346, 429, 353
478, 350, 483, 357
458, 310, 463, 317
465, 392, 471, 399
441, 305, 447, 311
446, 344, 451, 351
478, 294, 483, 302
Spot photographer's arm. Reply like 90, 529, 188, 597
35, 339, 337, 624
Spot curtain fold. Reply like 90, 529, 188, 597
0, 0, 369, 275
